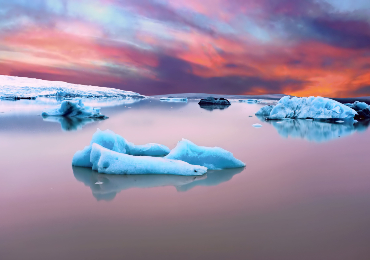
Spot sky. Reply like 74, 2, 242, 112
0, 0, 370, 97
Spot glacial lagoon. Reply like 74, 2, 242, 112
1, 98, 370, 260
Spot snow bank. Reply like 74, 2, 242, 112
42, 99, 107, 118
160, 97, 188, 102
345, 101, 370, 120
256, 96, 356, 120
165, 139, 245, 170
90, 144, 207, 176
0, 75, 145, 99
72, 129, 170, 167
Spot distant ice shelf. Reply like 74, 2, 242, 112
0, 75, 145, 99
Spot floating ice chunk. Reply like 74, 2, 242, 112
95, 181, 103, 185
42, 99, 107, 118
239, 99, 258, 103
256, 96, 356, 120
160, 97, 188, 102
199, 97, 231, 105
90, 144, 207, 176
252, 124, 262, 128
165, 139, 245, 170
336, 120, 345, 123
72, 129, 170, 167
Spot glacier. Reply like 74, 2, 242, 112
72, 129, 171, 167
90, 144, 207, 176
165, 139, 245, 170
256, 96, 357, 120
0, 75, 145, 99
42, 99, 107, 118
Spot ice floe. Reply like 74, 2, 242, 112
42, 99, 107, 118
160, 97, 188, 102
0, 75, 145, 99
256, 96, 357, 120
165, 139, 245, 170
252, 124, 262, 128
90, 144, 207, 175
72, 129, 171, 167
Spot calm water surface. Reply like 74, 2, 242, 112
1, 99, 370, 260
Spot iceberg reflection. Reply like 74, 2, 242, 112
72, 166, 244, 201
260, 117, 370, 142
42, 116, 106, 131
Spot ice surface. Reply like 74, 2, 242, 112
256, 96, 357, 120
160, 97, 188, 102
90, 144, 207, 175
0, 75, 145, 99
165, 139, 245, 170
42, 99, 107, 118
72, 129, 170, 167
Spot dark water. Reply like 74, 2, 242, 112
1, 99, 370, 260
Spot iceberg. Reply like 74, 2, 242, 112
42, 99, 107, 118
72, 129, 171, 167
256, 96, 357, 120
239, 99, 259, 103
345, 101, 370, 120
160, 97, 188, 102
90, 144, 207, 176
0, 75, 145, 99
165, 139, 245, 170
198, 97, 231, 105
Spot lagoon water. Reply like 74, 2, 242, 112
1, 99, 370, 260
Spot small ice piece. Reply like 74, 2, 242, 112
95, 181, 103, 185
165, 139, 245, 170
72, 129, 171, 167
336, 120, 344, 123
160, 97, 188, 102
256, 96, 357, 120
90, 144, 207, 176
252, 124, 262, 128
239, 99, 258, 103
42, 99, 107, 118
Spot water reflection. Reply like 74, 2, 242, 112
72, 166, 244, 200
259, 117, 370, 142
42, 116, 106, 131
199, 104, 231, 111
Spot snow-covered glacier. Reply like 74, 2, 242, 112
0, 75, 145, 99
256, 96, 357, 120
